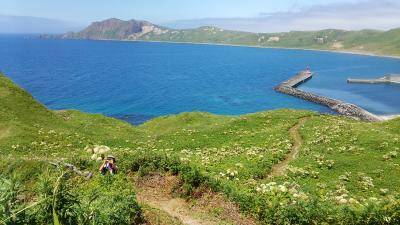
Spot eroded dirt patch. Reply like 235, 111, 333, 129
134, 172, 257, 225
141, 204, 184, 225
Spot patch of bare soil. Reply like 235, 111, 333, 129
141, 204, 184, 225
332, 41, 344, 50
134, 172, 257, 225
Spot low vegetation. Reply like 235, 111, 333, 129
62, 18, 400, 56
1, 72, 400, 224
143, 27, 400, 56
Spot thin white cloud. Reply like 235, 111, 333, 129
163, 0, 400, 32
0, 15, 84, 34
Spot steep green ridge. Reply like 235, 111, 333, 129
1, 73, 400, 224
62, 18, 400, 56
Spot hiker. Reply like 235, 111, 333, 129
99, 155, 118, 175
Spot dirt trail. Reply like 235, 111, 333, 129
270, 117, 308, 176
134, 173, 257, 225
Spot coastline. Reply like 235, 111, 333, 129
136, 40, 400, 60
377, 114, 400, 121
80, 37, 400, 60
132, 40, 400, 120
30, 37, 400, 121
274, 71, 383, 122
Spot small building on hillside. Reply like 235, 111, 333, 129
315, 37, 325, 44
267, 36, 280, 42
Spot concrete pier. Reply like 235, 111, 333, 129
348, 74, 400, 84
274, 71, 381, 122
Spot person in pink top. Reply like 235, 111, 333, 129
99, 155, 118, 175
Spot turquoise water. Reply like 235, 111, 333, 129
0, 35, 399, 124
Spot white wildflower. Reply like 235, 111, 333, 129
380, 188, 389, 195
91, 154, 98, 160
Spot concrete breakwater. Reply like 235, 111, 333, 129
347, 74, 400, 84
274, 71, 381, 122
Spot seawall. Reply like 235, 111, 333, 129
274, 71, 381, 122
348, 74, 400, 84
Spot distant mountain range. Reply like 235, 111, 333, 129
61, 18, 400, 56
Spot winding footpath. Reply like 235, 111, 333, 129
135, 117, 310, 224
270, 117, 308, 176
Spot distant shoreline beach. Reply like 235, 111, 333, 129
135, 40, 400, 60
79, 37, 400, 60
377, 114, 400, 121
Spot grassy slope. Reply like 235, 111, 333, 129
0, 74, 148, 155
295, 115, 400, 197
1, 73, 400, 223
0, 73, 150, 224
140, 27, 400, 56
139, 112, 400, 197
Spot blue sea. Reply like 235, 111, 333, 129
1, 35, 399, 125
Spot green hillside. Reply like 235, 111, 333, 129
141, 27, 400, 56
62, 18, 400, 57
1, 72, 400, 224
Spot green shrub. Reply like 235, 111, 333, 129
78, 174, 144, 225
32, 170, 81, 225
0, 175, 28, 225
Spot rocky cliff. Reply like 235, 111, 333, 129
62, 18, 163, 40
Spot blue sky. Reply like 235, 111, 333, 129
1, 0, 400, 33
0, 0, 362, 23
